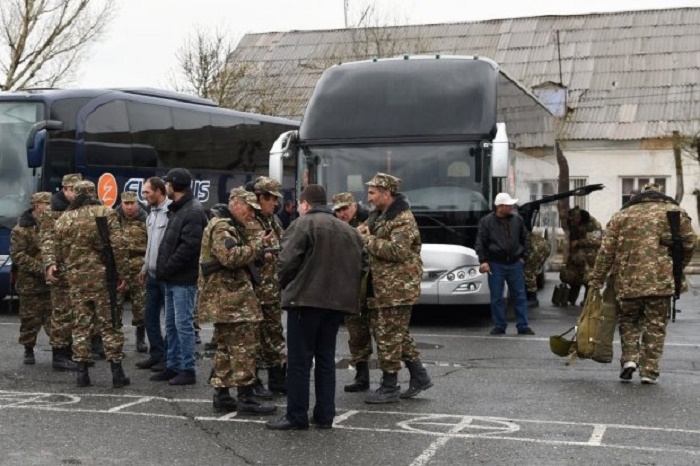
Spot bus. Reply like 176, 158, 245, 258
0, 87, 299, 301
270, 55, 558, 306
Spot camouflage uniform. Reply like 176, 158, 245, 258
247, 177, 286, 369
116, 191, 148, 327
53, 181, 130, 363
524, 232, 551, 294
589, 187, 696, 382
561, 207, 602, 304
40, 174, 82, 357
198, 189, 264, 390
10, 192, 52, 355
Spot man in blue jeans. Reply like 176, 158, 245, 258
475, 192, 535, 336
152, 168, 207, 385
137, 177, 170, 371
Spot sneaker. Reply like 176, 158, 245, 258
517, 327, 535, 335
489, 327, 505, 335
169, 370, 196, 385
641, 376, 658, 385
150, 368, 178, 381
619, 361, 637, 382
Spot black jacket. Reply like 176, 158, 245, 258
475, 212, 529, 264
156, 191, 207, 285
278, 205, 363, 314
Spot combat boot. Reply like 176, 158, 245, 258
252, 370, 273, 399
568, 284, 581, 306
213, 387, 237, 413
344, 361, 370, 392
77, 362, 90, 387
365, 372, 400, 404
90, 335, 106, 360
237, 385, 277, 415
111, 361, 131, 388
526, 291, 539, 308
23, 346, 35, 365
135, 326, 148, 353
267, 365, 287, 395
52, 347, 79, 372
400, 360, 434, 399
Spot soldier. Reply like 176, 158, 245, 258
332, 192, 372, 392
53, 180, 131, 388
247, 176, 287, 397
561, 207, 602, 305
10, 192, 52, 364
198, 187, 276, 415
523, 232, 551, 308
589, 183, 696, 385
358, 173, 433, 404
116, 191, 148, 353
41, 173, 81, 372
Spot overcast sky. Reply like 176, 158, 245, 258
76, 0, 700, 89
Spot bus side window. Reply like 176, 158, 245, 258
84, 100, 132, 167
127, 101, 174, 168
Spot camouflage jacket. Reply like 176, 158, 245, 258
246, 212, 283, 304
39, 191, 71, 274
590, 192, 696, 299
10, 209, 49, 295
198, 213, 263, 323
53, 200, 129, 292
364, 194, 422, 308
569, 216, 602, 265
117, 208, 147, 274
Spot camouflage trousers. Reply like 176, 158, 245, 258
211, 322, 258, 388
121, 269, 146, 326
69, 287, 125, 363
256, 303, 286, 368
345, 309, 373, 366
18, 293, 52, 347
618, 297, 669, 380
367, 305, 420, 374
524, 236, 550, 293
49, 283, 73, 349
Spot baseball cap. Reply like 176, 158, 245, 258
494, 192, 518, 206
162, 168, 192, 189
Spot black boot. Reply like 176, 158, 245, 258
344, 361, 370, 392
52, 347, 79, 372
237, 386, 277, 415
526, 291, 539, 308
252, 370, 273, 399
23, 346, 35, 365
268, 365, 287, 395
111, 361, 131, 388
400, 360, 434, 399
568, 284, 582, 306
135, 326, 148, 353
365, 372, 400, 404
91, 335, 106, 360
213, 387, 237, 413
77, 362, 90, 387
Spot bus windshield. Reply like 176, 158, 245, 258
310, 142, 490, 212
0, 101, 44, 229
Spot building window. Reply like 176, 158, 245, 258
570, 177, 589, 210
621, 177, 667, 205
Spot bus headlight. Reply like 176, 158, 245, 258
440, 267, 480, 282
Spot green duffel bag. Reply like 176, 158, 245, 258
591, 282, 618, 364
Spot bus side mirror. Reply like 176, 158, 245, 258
269, 130, 298, 182
491, 122, 509, 178
26, 120, 62, 168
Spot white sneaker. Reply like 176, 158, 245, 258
619, 361, 637, 382
641, 376, 658, 385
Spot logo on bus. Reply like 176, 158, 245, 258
98, 173, 119, 207
124, 177, 211, 203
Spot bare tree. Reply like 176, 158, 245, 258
0, 0, 115, 90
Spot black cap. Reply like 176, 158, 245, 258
163, 168, 192, 190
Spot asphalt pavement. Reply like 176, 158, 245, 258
0, 274, 699, 465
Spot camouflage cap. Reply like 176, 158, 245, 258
121, 191, 138, 202
74, 180, 97, 197
31, 192, 51, 204
253, 176, 283, 198
229, 187, 261, 210
62, 173, 83, 187
332, 192, 356, 211
365, 172, 401, 193
643, 182, 662, 192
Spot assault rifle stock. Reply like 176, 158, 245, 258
666, 210, 683, 322
519, 184, 604, 232
95, 216, 119, 328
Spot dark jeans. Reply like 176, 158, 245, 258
144, 275, 166, 361
488, 261, 529, 331
164, 283, 196, 373
286, 307, 344, 427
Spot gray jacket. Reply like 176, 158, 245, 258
279, 205, 363, 314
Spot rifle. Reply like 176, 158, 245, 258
95, 216, 120, 329
666, 210, 683, 322
203, 236, 261, 287
518, 184, 604, 232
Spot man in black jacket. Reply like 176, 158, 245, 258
266, 184, 363, 430
152, 168, 207, 385
475, 193, 534, 336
